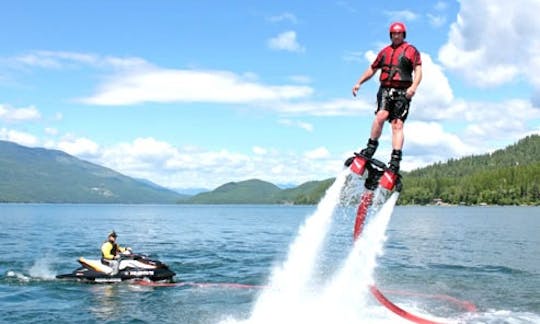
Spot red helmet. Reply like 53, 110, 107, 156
389, 22, 406, 38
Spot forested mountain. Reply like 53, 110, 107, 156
399, 135, 540, 205
0, 141, 184, 203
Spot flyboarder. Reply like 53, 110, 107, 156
348, 22, 422, 175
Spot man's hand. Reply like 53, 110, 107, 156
352, 83, 361, 97
406, 86, 416, 99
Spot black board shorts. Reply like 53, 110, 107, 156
376, 87, 410, 122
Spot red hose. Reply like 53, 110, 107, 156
352, 191, 474, 323
369, 285, 442, 324
353, 191, 373, 240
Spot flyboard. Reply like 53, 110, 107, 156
345, 152, 476, 323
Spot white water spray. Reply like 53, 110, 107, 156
5, 270, 31, 282
318, 192, 399, 323
246, 170, 349, 320
4, 257, 57, 282
29, 256, 57, 280
223, 170, 403, 324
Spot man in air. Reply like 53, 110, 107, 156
350, 22, 422, 174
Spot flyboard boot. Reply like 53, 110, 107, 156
344, 139, 379, 176
379, 149, 402, 192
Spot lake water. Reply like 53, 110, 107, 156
1, 188, 539, 323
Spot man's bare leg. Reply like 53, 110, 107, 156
389, 119, 404, 172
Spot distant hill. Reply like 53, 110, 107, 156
183, 178, 334, 204
0, 141, 185, 203
278, 179, 335, 204
187, 179, 281, 204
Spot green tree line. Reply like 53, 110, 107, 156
399, 135, 540, 205
399, 162, 540, 205
292, 135, 540, 206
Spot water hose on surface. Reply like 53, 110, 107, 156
353, 192, 476, 323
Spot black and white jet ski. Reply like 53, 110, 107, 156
56, 251, 176, 283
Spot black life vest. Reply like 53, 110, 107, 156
377, 42, 416, 86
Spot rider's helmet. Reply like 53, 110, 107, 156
108, 230, 117, 238
389, 22, 406, 39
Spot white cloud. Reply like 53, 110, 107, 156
304, 147, 330, 160
19, 51, 97, 66
336, 1, 357, 13
411, 53, 455, 120
342, 51, 365, 63
272, 98, 372, 116
461, 99, 540, 141
268, 12, 298, 24
384, 10, 419, 22
14, 51, 150, 71
438, 0, 540, 88
0, 104, 41, 121
105, 137, 179, 168
402, 121, 476, 170
252, 146, 267, 155
50, 136, 342, 189
427, 14, 446, 27
56, 136, 100, 157
400, 97, 540, 169
278, 119, 314, 132
13, 51, 314, 107
289, 75, 311, 84
297, 121, 314, 132
407, 121, 474, 154
80, 68, 313, 106
434, 1, 448, 11
44, 127, 58, 135
267, 31, 305, 53
0, 128, 39, 146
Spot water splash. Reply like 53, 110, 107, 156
5, 270, 31, 282
459, 309, 540, 323
222, 172, 406, 324
248, 170, 349, 318
3, 256, 57, 282
317, 192, 399, 321
29, 256, 57, 280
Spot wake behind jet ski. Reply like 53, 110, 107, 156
56, 251, 176, 283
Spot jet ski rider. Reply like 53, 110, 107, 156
101, 231, 130, 275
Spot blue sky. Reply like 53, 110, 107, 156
1, 0, 539, 190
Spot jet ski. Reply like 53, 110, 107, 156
56, 251, 176, 283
